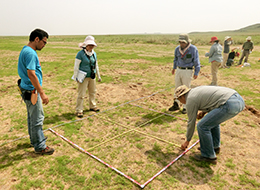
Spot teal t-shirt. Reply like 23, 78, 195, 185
18, 46, 42, 90
76, 50, 97, 78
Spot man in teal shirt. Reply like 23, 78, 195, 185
18, 29, 54, 155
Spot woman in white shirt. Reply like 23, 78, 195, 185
72, 36, 101, 117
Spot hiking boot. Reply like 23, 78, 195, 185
35, 146, 54, 155
90, 108, 100, 112
181, 108, 187, 114
168, 101, 179, 111
197, 147, 220, 154
193, 154, 217, 164
76, 112, 83, 118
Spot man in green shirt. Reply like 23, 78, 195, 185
175, 85, 244, 164
238, 36, 254, 65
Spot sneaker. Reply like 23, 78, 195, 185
197, 147, 220, 154
193, 154, 217, 164
182, 108, 187, 114
35, 146, 54, 155
76, 112, 83, 118
90, 108, 100, 112
168, 101, 180, 111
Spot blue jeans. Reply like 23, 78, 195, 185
21, 88, 47, 151
197, 93, 245, 158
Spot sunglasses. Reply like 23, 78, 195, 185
41, 40, 47, 45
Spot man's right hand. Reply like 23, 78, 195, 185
172, 69, 175, 75
40, 92, 49, 105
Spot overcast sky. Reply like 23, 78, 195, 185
0, 0, 259, 36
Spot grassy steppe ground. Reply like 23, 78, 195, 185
0, 34, 260, 190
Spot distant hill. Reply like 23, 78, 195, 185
189, 23, 260, 35
232, 23, 260, 33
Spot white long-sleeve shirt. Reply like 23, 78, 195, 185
71, 58, 101, 81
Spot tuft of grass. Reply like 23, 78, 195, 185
238, 174, 260, 187
225, 158, 236, 169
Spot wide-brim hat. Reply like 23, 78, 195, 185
210, 36, 219, 43
246, 36, 251, 41
225, 36, 231, 41
175, 85, 191, 99
79, 35, 97, 48
178, 34, 192, 43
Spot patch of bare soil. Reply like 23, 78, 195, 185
117, 59, 152, 64
246, 105, 260, 116
96, 82, 152, 105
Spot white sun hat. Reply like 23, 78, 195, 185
79, 35, 97, 48
246, 36, 252, 41
225, 36, 231, 41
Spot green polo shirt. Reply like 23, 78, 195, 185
243, 41, 254, 50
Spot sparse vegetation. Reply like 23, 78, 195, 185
0, 27, 260, 189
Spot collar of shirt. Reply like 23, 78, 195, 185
179, 43, 191, 55
84, 49, 94, 56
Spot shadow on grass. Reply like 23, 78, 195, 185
135, 111, 183, 127
0, 142, 42, 170
44, 109, 99, 126
144, 145, 214, 185
44, 112, 76, 125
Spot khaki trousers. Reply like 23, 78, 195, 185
174, 68, 193, 108
76, 77, 97, 113
211, 61, 221, 86
222, 53, 229, 67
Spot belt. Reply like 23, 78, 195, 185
178, 67, 193, 70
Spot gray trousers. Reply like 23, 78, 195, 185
239, 50, 250, 64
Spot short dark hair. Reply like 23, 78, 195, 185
29, 29, 49, 42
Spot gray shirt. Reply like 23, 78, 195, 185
205, 42, 223, 63
223, 40, 232, 53
185, 86, 236, 141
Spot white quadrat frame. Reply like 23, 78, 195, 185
49, 127, 199, 188
1, 86, 200, 188
49, 100, 199, 188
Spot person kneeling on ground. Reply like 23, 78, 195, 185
176, 85, 245, 164
226, 48, 240, 67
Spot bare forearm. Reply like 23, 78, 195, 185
27, 70, 49, 105
27, 70, 44, 94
